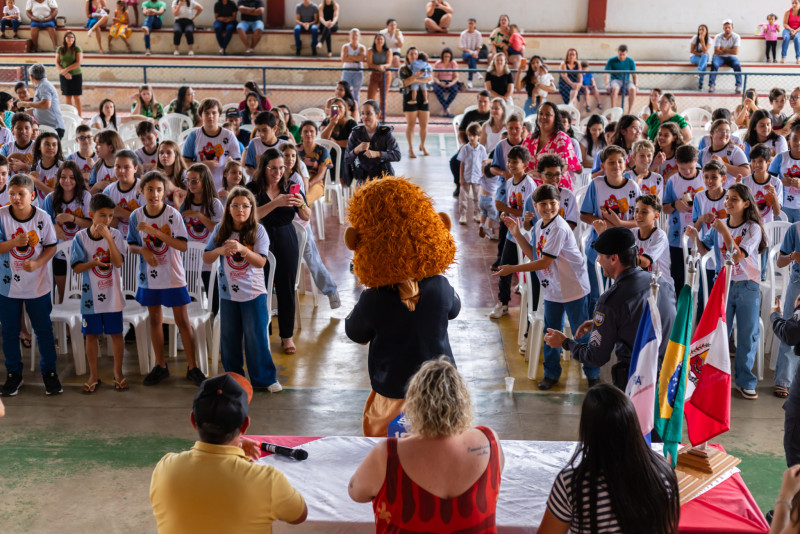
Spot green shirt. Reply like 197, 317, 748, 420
56, 45, 82, 75
143, 0, 167, 17
131, 101, 164, 120
645, 112, 687, 142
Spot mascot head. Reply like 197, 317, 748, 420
345, 178, 456, 309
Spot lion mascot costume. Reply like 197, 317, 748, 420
344, 177, 460, 437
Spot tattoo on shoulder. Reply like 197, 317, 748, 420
467, 444, 490, 456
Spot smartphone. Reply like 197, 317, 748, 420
331, 105, 339, 116
289, 184, 301, 195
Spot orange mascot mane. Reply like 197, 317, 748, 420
345, 177, 456, 295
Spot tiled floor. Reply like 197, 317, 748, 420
0, 133, 788, 531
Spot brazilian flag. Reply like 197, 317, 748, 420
654, 284, 693, 467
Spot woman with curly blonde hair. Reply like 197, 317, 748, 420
349, 358, 505, 532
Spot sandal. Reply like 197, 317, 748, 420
82, 379, 101, 394
19, 336, 31, 349
281, 338, 297, 355
775, 385, 789, 398
114, 376, 129, 392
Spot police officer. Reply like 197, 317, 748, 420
771, 294, 800, 467
544, 227, 676, 389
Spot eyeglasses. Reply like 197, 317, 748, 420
76, 135, 92, 141
230, 203, 251, 211
187, 178, 201, 184
542, 172, 562, 179
267, 166, 286, 172
791, 95, 800, 101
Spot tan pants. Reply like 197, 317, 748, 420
362, 390, 405, 437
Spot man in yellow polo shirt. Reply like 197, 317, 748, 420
150, 373, 307, 533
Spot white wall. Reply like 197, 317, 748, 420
282, 0, 588, 32
605, 0, 789, 34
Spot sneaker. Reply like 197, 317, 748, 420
467, 80, 473, 89
734, 85, 742, 94
708, 85, 715, 93
145, 49, 151, 56
737, 386, 758, 400
267, 381, 283, 393
488, 228, 498, 240
489, 302, 508, 319
188, 51, 194, 56
473, 214, 481, 222
328, 292, 341, 309
479, 225, 486, 238
173, 50, 180, 56
143, 364, 169, 386
538, 376, 558, 390
459, 214, 467, 225
186, 366, 206, 387
1, 372, 23, 396
43, 371, 62, 395
518, 343, 526, 354
587, 378, 601, 388
476, 72, 483, 80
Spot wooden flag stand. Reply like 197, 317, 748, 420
676, 444, 741, 505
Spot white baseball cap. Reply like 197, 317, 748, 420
722, 19, 733, 25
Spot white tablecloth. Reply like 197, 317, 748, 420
259, 436, 577, 534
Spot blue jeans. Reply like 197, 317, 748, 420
0, 293, 57, 374
726, 280, 761, 390
0, 18, 19, 33
689, 53, 709, 85
294, 24, 318, 50
543, 296, 599, 380
143, 16, 162, 49
785, 207, 800, 223
709, 55, 742, 88
220, 294, 277, 388
783, 29, 800, 59
213, 20, 236, 50
303, 230, 337, 297
524, 96, 539, 116
461, 51, 478, 81
433, 83, 459, 110
777, 273, 800, 387
341, 69, 363, 104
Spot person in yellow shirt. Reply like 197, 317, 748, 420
150, 373, 308, 533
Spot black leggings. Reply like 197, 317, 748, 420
767, 40, 777, 61
266, 223, 299, 339
319, 22, 338, 53
173, 18, 194, 46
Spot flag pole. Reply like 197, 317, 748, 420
650, 268, 660, 300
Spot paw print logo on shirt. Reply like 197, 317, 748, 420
85, 298, 93, 309
97, 293, 106, 302
231, 284, 239, 293
150, 269, 158, 279
2, 275, 9, 284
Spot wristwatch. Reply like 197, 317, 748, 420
561, 338, 572, 351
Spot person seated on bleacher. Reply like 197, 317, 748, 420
538, 384, 679, 534
141, 0, 166, 56
603, 44, 637, 115
293, 0, 318, 56
25, 0, 58, 52
235, 0, 264, 56
423, 0, 452, 34
709, 19, 742, 94
349, 358, 504, 530
213, 0, 238, 56
378, 18, 404, 88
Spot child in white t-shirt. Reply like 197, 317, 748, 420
456, 122, 487, 225
71, 193, 127, 393
128, 171, 206, 387
203, 186, 282, 392
1, 0, 21, 38
496, 184, 597, 390
67, 124, 96, 183
624, 139, 664, 200
0, 173, 59, 396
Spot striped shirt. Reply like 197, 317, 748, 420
547, 467, 621, 533
459, 29, 483, 51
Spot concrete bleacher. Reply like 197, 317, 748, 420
0, 26, 793, 117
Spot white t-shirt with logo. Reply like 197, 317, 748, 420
206, 224, 271, 303
244, 137, 290, 171
32, 159, 61, 202
699, 144, 748, 187
635, 227, 673, 288
89, 161, 115, 186
624, 170, 664, 200
42, 189, 92, 259
71, 227, 126, 314
0, 205, 56, 298
500, 175, 536, 245
0, 127, 13, 152
103, 180, 142, 238
523, 187, 578, 228
580, 176, 640, 251
127, 204, 188, 290
135, 145, 159, 170
0, 140, 34, 176
692, 189, 727, 239
531, 215, 589, 303
662, 171, 705, 247
702, 219, 762, 282
181, 198, 223, 271
181, 127, 241, 191
742, 174, 783, 224
769, 150, 800, 210
67, 151, 95, 178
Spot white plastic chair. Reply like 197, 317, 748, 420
123, 136, 140, 151
154, 242, 217, 375
515, 240, 529, 348
315, 138, 346, 226
210, 251, 276, 376
38, 124, 57, 136
292, 220, 311, 330
461, 104, 478, 115
602, 107, 623, 123
32, 242, 87, 374
61, 114, 81, 140
525, 267, 546, 380
118, 120, 139, 142
177, 128, 192, 147
60, 103, 79, 116
452, 114, 463, 138
762, 221, 791, 365
119, 246, 152, 375
292, 113, 307, 126
158, 113, 193, 142
681, 107, 712, 129
557, 104, 581, 125
299, 107, 326, 124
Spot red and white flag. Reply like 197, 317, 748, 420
684, 266, 731, 445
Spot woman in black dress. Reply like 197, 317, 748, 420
246, 148, 311, 355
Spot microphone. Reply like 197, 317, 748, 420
260, 442, 309, 461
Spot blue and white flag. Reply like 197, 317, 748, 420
626, 294, 662, 437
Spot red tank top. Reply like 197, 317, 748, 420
372, 426, 501, 533
790, 11, 800, 30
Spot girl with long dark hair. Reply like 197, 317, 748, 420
539, 384, 680, 534
744, 108, 789, 157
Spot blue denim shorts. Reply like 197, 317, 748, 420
237, 20, 264, 33
31, 20, 56, 28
